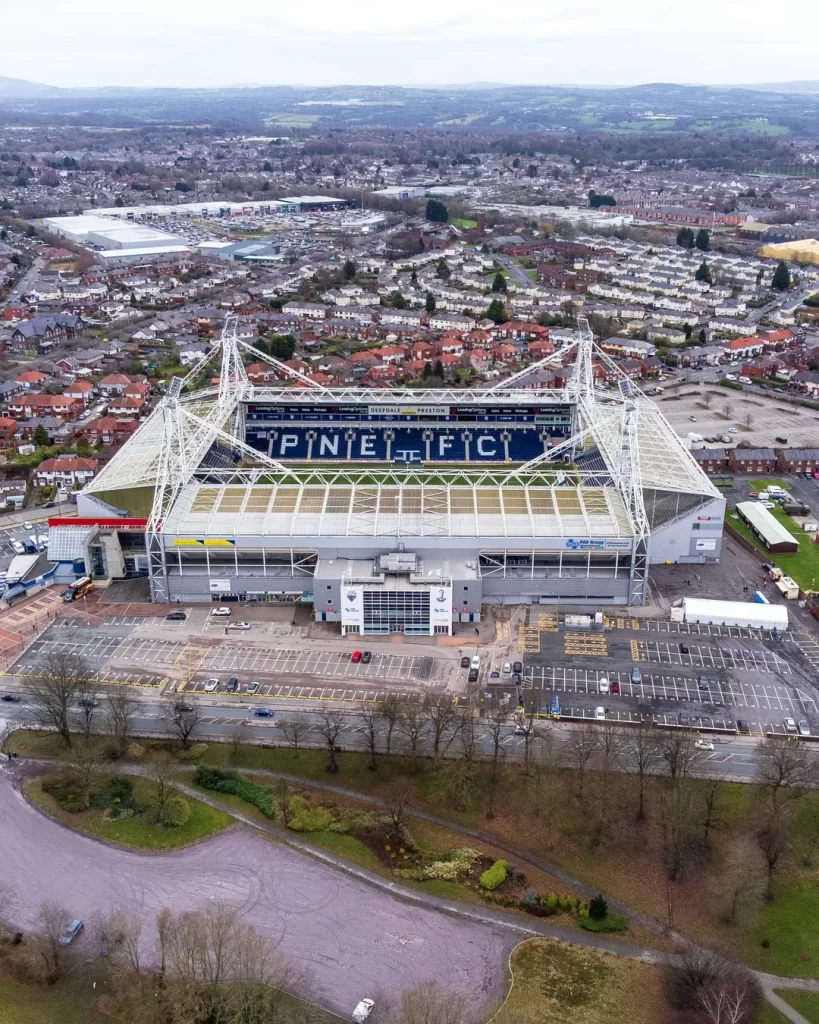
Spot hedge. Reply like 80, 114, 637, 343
193, 765, 275, 819
479, 859, 507, 890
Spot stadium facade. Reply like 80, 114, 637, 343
52, 319, 725, 636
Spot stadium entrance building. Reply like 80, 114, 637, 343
61, 318, 726, 627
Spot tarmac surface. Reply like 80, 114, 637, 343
0, 772, 512, 1017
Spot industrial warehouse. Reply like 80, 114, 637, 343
49, 319, 726, 636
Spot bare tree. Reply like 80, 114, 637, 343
376, 694, 403, 757
387, 980, 469, 1024
271, 779, 293, 826
700, 768, 725, 845
99, 909, 143, 972
422, 694, 458, 757
702, 392, 713, 409
357, 702, 381, 771
280, 713, 308, 757
28, 651, 91, 746
624, 721, 663, 820
661, 780, 700, 883
723, 399, 734, 420
597, 721, 625, 773
564, 724, 599, 799
662, 730, 700, 783
67, 740, 103, 810
721, 839, 764, 925
667, 945, 760, 1024
76, 695, 98, 743
526, 726, 562, 817
383, 778, 414, 839
397, 702, 428, 770
755, 736, 818, 811
104, 687, 137, 759
149, 754, 183, 826
156, 906, 173, 982
744, 410, 753, 429
757, 805, 786, 901
36, 900, 70, 981
318, 711, 344, 773
162, 694, 200, 750
484, 701, 509, 818
697, 975, 759, 1024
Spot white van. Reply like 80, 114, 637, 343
739, 376, 752, 385
725, 373, 737, 381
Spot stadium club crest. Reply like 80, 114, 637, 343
435, 589, 447, 603
346, 591, 357, 602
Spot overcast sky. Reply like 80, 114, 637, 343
5, 0, 818, 89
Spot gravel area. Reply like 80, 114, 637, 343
0, 772, 511, 1017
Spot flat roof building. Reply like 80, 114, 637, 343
736, 501, 799, 553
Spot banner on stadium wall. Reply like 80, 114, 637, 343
208, 579, 232, 593
341, 586, 364, 629
174, 538, 236, 547
430, 586, 452, 630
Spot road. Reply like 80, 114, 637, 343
493, 254, 536, 288
0, 770, 512, 1018
5, 256, 43, 304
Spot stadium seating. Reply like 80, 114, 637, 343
246, 425, 561, 463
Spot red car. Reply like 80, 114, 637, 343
610, 682, 620, 694
351, 650, 363, 663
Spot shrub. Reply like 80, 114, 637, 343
327, 809, 380, 834
41, 774, 86, 813
287, 795, 334, 832
479, 859, 507, 891
523, 889, 539, 909
193, 765, 275, 818
544, 892, 560, 912
423, 860, 463, 882
127, 742, 146, 760
579, 911, 628, 933
177, 742, 208, 761
589, 894, 608, 920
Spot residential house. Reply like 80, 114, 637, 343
693, 448, 731, 475
34, 455, 99, 488
63, 380, 94, 406
600, 337, 657, 359
81, 415, 138, 447
15, 370, 49, 390
729, 448, 777, 474
778, 449, 819, 474
428, 312, 474, 332
6, 394, 84, 421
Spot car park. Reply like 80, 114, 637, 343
695, 739, 715, 751
228, 621, 251, 630
361, 651, 372, 664
460, 656, 470, 669
204, 678, 219, 692
594, 706, 606, 720
246, 681, 260, 694
784, 717, 797, 733
254, 708, 274, 718
210, 607, 231, 617
59, 919, 84, 946
225, 677, 239, 693
165, 611, 186, 621
798, 720, 811, 737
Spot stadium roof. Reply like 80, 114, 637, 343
163, 481, 634, 541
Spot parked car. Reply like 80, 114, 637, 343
695, 739, 715, 751
679, 643, 689, 654
679, 713, 691, 726
512, 661, 522, 674
594, 706, 606, 720
351, 650, 362, 663
246, 681, 260, 694
460, 656, 470, 669
468, 669, 479, 683
631, 667, 641, 684
550, 695, 561, 717
598, 677, 609, 695
174, 702, 194, 713
1, 693, 20, 702
228, 621, 251, 630
784, 717, 797, 733
352, 999, 375, 1023
489, 670, 500, 681
254, 708, 274, 718
502, 662, 512, 675
361, 651, 372, 664
165, 611, 186, 621
204, 678, 219, 692
798, 720, 811, 737
610, 681, 620, 694
736, 719, 751, 734
698, 675, 710, 691
210, 607, 231, 617
59, 919, 84, 946
513, 724, 530, 736
77, 697, 99, 709
512, 672, 522, 685
470, 656, 481, 671
225, 677, 239, 693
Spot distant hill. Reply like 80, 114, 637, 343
0, 76, 62, 97
738, 81, 819, 95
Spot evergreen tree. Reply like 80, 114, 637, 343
425, 292, 436, 314
676, 227, 695, 248
695, 260, 712, 285
695, 228, 710, 251
512, 157, 520, 169
433, 359, 444, 378
342, 259, 356, 280
268, 334, 296, 360
33, 425, 50, 447
422, 361, 433, 378
698, 329, 707, 343
390, 291, 407, 309
436, 259, 451, 281
492, 272, 507, 293
425, 198, 449, 223
486, 299, 507, 324
410, 270, 418, 286
771, 261, 791, 291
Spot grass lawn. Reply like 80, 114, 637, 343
746, 878, 819, 978
749, 478, 792, 492
0, 978, 107, 1024
494, 939, 669, 1024
727, 503, 819, 592
774, 991, 819, 1022
451, 217, 477, 229
26, 775, 232, 852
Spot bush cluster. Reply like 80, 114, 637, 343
193, 765, 276, 819
286, 795, 334, 832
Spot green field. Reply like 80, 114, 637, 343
0, 979, 107, 1024
451, 217, 478, 229
774, 991, 819, 1022
728, 500, 819, 592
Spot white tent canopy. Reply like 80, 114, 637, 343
682, 597, 788, 631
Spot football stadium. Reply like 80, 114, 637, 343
50, 318, 726, 635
